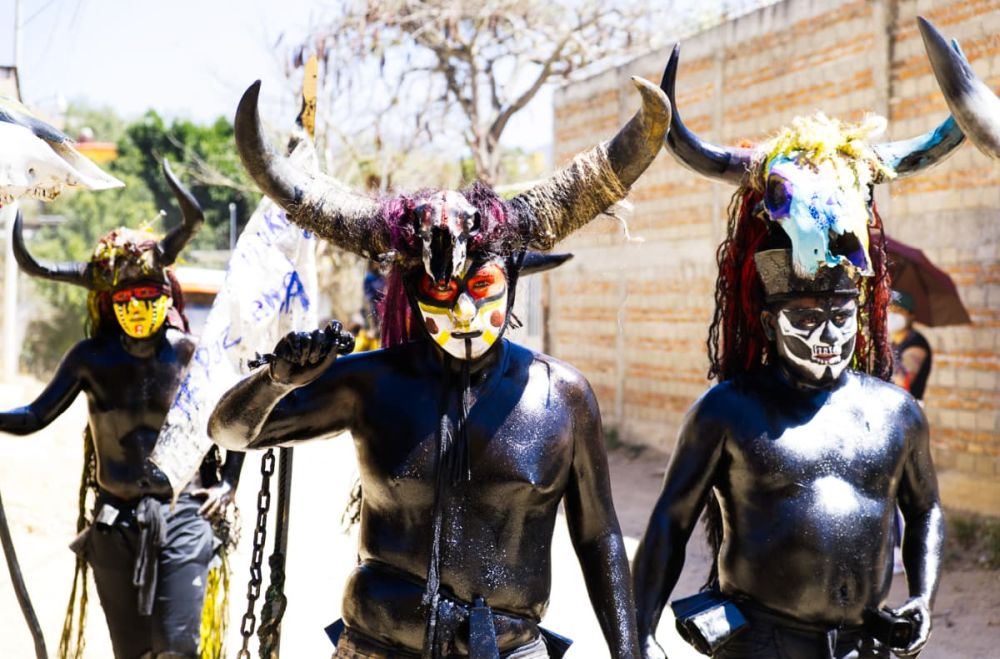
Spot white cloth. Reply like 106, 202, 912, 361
151, 140, 319, 499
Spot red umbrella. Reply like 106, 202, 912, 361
884, 236, 971, 326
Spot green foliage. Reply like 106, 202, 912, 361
19, 105, 261, 373
112, 111, 260, 250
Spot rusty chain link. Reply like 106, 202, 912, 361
236, 449, 276, 659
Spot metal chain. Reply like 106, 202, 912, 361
236, 449, 276, 659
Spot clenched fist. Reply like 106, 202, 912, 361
268, 320, 355, 387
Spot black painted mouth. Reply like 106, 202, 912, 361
452, 330, 482, 339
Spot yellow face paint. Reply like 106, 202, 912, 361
111, 284, 171, 338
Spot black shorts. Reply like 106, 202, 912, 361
714, 603, 888, 659
83, 493, 214, 659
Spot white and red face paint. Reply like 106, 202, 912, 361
415, 259, 508, 360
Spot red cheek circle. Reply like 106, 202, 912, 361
425, 317, 439, 334
490, 310, 504, 328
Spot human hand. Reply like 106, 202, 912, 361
269, 321, 355, 387
191, 481, 235, 521
641, 635, 667, 659
889, 596, 932, 656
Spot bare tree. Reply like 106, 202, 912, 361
291, 0, 667, 187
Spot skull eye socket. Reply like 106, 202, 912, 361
765, 176, 791, 215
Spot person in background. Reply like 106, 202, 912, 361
889, 290, 933, 403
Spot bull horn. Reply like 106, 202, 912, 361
917, 16, 1000, 160
662, 44, 751, 185
234, 81, 385, 256
158, 159, 204, 266
507, 75, 670, 248
872, 116, 964, 178
520, 251, 573, 276
11, 211, 91, 288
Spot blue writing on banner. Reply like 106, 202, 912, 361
281, 270, 310, 314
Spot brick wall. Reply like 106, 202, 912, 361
549, 0, 1000, 506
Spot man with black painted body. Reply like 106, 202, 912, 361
632, 250, 941, 659
209, 73, 672, 657
0, 163, 244, 659
634, 50, 954, 659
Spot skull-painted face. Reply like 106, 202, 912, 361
415, 258, 509, 360
763, 154, 874, 278
111, 281, 171, 339
770, 295, 858, 385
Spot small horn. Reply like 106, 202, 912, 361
11, 211, 91, 288
507, 75, 670, 249
917, 16, 1000, 160
662, 44, 751, 184
234, 81, 386, 256
519, 252, 573, 276
158, 159, 204, 266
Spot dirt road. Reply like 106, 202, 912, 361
0, 377, 996, 658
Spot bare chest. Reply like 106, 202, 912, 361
354, 383, 575, 512
729, 398, 907, 498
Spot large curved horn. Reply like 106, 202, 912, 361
234, 81, 386, 256
507, 75, 670, 249
917, 16, 1000, 160
158, 159, 204, 266
11, 211, 91, 288
662, 44, 751, 185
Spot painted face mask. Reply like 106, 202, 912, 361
415, 260, 508, 360
773, 297, 858, 384
112, 283, 171, 339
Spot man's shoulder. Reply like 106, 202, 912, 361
513, 343, 591, 388
164, 327, 195, 354
845, 370, 923, 417
65, 335, 113, 363
686, 379, 752, 425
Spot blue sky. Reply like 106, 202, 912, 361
1, 0, 552, 150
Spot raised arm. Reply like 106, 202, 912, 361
561, 375, 639, 659
630, 389, 726, 659
893, 400, 943, 657
208, 322, 356, 450
0, 342, 85, 435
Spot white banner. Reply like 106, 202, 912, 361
152, 141, 319, 498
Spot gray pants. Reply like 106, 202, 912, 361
84, 494, 214, 659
